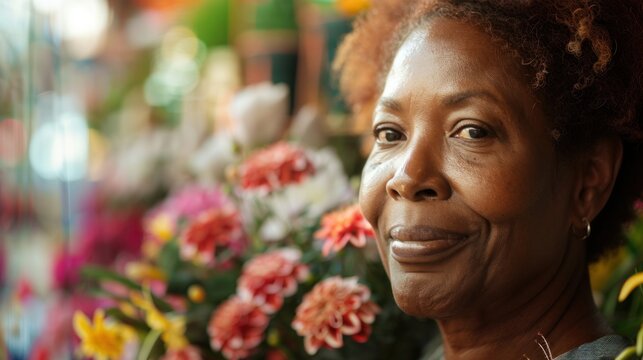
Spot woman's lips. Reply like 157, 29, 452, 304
388, 225, 469, 264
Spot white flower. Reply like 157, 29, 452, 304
242, 147, 354, 242
289, 106, 327, 148
190, 133, 238, 184
230, 82, 289, 149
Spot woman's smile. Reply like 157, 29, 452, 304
387, 225, 472, 265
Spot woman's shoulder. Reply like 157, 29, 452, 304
554, 335, 630, 360
419, 335, 630, 360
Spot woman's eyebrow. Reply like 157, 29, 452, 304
376, 97, 403, 112
441, 90, 500, 106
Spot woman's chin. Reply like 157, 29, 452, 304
389, 266, 479, 319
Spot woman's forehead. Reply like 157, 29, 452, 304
380, 18, 538, 122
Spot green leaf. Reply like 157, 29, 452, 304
615, 346, 637, 360
81, 266, 141, 290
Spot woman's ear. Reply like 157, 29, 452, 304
573, 136, 623, 225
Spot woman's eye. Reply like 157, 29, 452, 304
374, 128, 405, 143
454, 125, 490, 140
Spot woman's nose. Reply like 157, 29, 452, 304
385, 147, 452, 202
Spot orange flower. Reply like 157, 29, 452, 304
208, 297, 269, 360
336, 0, 370, 16
161, 345, 202, 360
180, 206, 247, 267
238, 142, 315, 194
292, 276, 380, 355
237, 248, 309, 313
315, 204, 375, 256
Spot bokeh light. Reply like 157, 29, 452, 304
29, 111, 88, 181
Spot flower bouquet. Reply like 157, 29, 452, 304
74, 141, 435, 360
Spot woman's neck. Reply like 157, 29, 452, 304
437, 255, 611, 360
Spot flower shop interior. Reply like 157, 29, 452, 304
1, 0, 642, 359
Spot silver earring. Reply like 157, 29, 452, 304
581, 217, 591, 240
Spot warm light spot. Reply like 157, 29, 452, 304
0, 118, 27, 167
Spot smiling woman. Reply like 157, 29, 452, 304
335, 1, 643, 359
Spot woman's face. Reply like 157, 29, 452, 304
360, 18, 579, 318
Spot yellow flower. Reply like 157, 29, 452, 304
142, 239, 162, 260
589, 248, 625, 292
73, 310, 132, 360
131, 291, 189, 350
125, 262, 167, 283
187, 285, 206, 303
336, 0, 370, 17
147, 213, 176, 242
618, 272, 643, 302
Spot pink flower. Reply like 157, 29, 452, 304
314, 204, 375, 256
161, 346, 202, 360
238, 142, 315, 193
153, 185, 232, 220
237, 248, 309, 313
52, 250, 86, 290
179, 206, 247, 267
75, 192, 144, 265
208, 297, 269, 360
292, 276, 380, 355
144, 185, 233, 245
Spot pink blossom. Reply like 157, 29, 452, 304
292, 276, 380, 355
179, 206, 247, 267
237, 248, 309, 313
208, 297, 269, 360
315, 204, 375, 256
238, 142, 315, 194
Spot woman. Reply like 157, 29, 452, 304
335, 1, 643, 359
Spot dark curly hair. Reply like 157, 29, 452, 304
334, 0, 643, 262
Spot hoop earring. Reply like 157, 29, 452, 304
581, 217, 591, 240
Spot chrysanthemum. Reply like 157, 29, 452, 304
238, 142, 315, 194
208, 297, 269, 360
180, 206, 247, 267
237, 248, 309, 313
314, 204, 375, 256
73, 310, 134, 360
292, 276, 380, 355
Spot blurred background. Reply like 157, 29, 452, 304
0, 0, 641, 359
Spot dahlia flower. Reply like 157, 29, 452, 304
292, 276, 380, 355
179, 206, 247, 267
238, 142, 315, 194
208, 297, 269, 360
315, 204, 375, 256
237, 248, 309, 313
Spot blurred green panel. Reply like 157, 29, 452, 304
256, 0, 297, 30
184, 0, 230, 47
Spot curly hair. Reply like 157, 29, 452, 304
334, 0, 643, 262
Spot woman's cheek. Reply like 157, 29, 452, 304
358, 156, 392, 227
445, 153, 544, 222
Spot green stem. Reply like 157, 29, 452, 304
636, 324, 643, 356
137, 329, 162, 360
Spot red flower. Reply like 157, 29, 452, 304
238, 142, 315, 193
237, 248, 309, 314
314, 204, 375, 256
208, 297, 269, 360
180, 206, 247, 267
292, 276, 380, 355
161, 346, 202, 360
